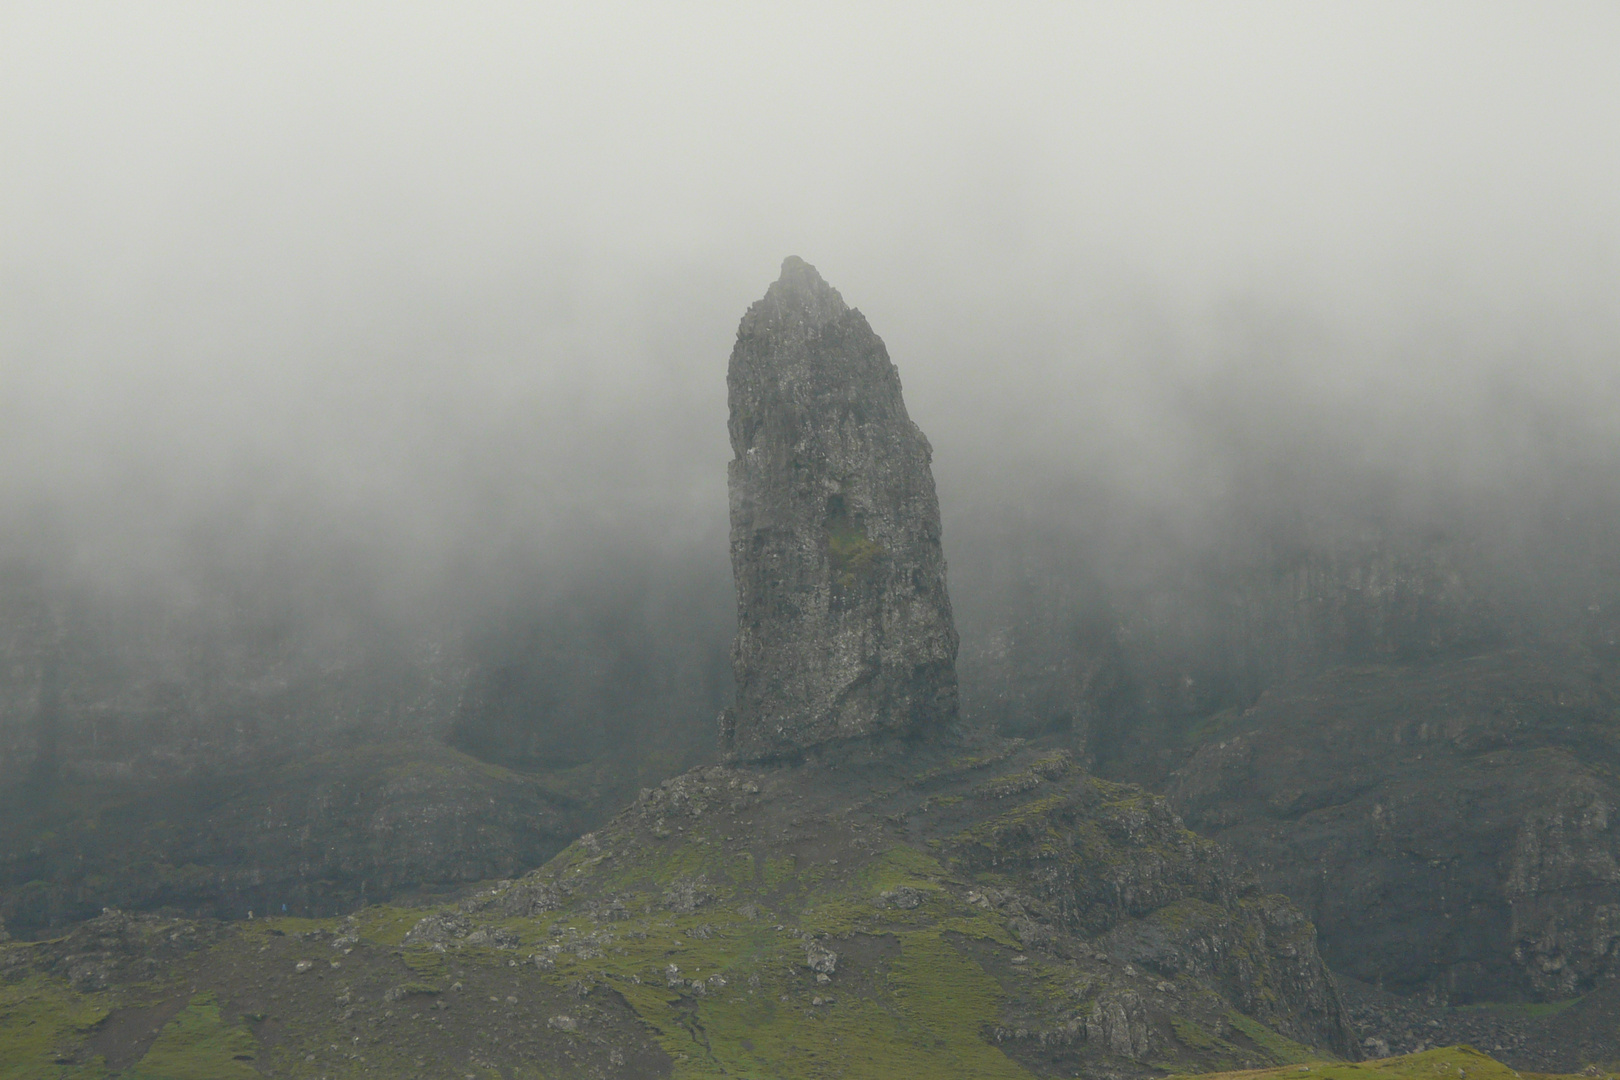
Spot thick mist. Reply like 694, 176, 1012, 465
3, 5, 1619, 782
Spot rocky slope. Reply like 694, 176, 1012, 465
1338, 971, 1620, 1066
488, 738, 1359, 1075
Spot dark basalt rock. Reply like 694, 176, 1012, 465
721, 257, 959, 761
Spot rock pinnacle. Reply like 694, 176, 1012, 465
720, 257, 959, 761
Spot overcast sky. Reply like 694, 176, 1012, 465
3, 3, 1618, 599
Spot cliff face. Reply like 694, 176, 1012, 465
0, 739, 583, 934
952, 523, 1500, 770
0, 564, 617, 937
0, 551, 723, 936
1165, 645, 1620, 1008
939, 467, 1620, 1031
722, 257, 959, 761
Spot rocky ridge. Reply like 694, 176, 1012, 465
479, 735, 1359, 1074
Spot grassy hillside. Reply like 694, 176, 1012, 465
1183, 1044, 1612, 1080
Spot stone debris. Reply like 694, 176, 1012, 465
804, 939, 838, 975
661, 876, 715, 914
463, 927, 521, 949
495, 878, 566, 917
879, 885, 924, 909
402, 912, 470, 947
400, 912, 518, 950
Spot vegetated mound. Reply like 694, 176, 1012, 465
1165, 642, 1620, 1020
2, 739, 1358, 1079
477, 740, 1357, 1077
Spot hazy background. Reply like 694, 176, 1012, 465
2, 3, 1619, 784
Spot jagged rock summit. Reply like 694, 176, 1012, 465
721, 257, 959, 761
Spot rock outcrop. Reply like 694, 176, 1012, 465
721, 257, 959, 761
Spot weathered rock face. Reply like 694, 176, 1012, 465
721, 257, 959, 761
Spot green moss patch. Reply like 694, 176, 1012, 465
1182, 1044, 1595, 1080
125, 993, 258, 1080
827, 506, 884, 589
1224, 1012, 1321, 1066
598, 924, 1037, 1079
1455, 996, 1581, 1021
0, 972, 111, 1080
